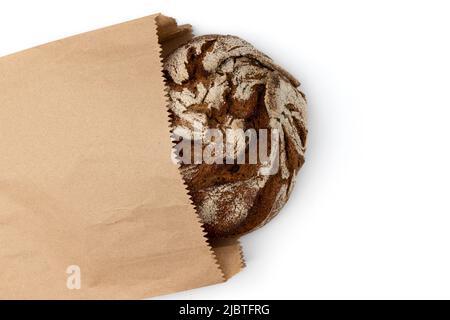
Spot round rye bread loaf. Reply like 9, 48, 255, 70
163, 35, 308, 238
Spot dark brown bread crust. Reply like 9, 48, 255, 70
164, 35, 307, 238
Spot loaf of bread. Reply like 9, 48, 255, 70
164, 35, 307, 237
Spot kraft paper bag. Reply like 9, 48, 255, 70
0, 14, 244, 299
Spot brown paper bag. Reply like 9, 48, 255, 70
0, 13, 244, 299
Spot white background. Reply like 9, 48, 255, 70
1, 0, 449, 299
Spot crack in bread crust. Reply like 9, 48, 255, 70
164, 35, 308, 238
